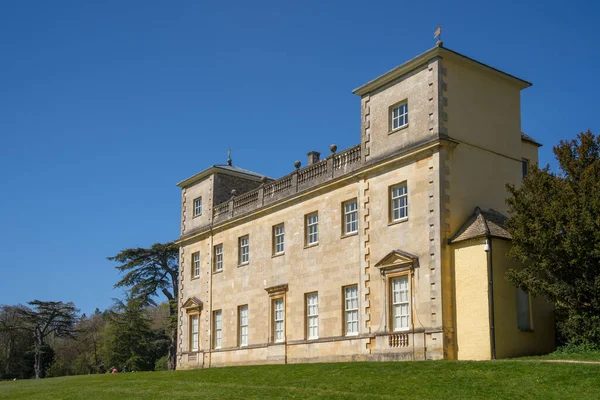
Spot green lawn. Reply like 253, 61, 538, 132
1, 361, 599, 400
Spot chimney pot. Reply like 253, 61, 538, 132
307, 151, 321, 165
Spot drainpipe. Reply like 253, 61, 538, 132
484, 237, 496, 360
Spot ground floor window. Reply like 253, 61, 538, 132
306, 292, 318, 339
344, 285, 359, 336
190, 314, 199, 351
213, 310, 222, 349
273, 298, 285, 343
391, 276, 410, 331
517, 289, 532, 330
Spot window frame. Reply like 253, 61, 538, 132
305, 292, 319, 340
191, 252, 201, 279
272, 223, 285, 256
213, 310, 222, 349
390, 274, 411, 332
189, 313, 199, 352
343, 285, 359, 336
390, 101, 409, 132
517, 289, 533, 331
238, 305, 249, 347
342, 199, 359, 236
305, 212, 319, 247
193, 196, 202, 217
389, 182, 408, 223
238, 235, 249, 265
272, 297, 285, 343
522, 158, 529, 179
213, 244, 223, 273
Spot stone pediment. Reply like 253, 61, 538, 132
182, 297, 203, 313
264, 283, 288, 295
374, 250, 419, 273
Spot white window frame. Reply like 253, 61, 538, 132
239, 235, 249, 265
306, 293, 319, 340
239, 305, 248, 347
306, 213, 319, 245
213, 310, 222, 349
391, 276, 410, 332
214, 244, 223, 273
190, 314, 199, 351
390, 182, 408, 222
193, 197, 202, 217
273, 298, 285, 343
273, 224, 285, 255
391, 102, 408, 130
192, 252, 200, 278
343, 199, 358, 235
344, 285, 359, 336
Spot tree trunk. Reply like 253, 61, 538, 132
168, 299, 177, 370
34, 344, 43, 379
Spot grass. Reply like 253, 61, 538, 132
1, 361, 599, 399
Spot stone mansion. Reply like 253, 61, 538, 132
174, 43, 555, 368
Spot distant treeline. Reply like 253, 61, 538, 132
0, 298, 171, 380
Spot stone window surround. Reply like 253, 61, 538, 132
265, 284, 288, 344
193, 196, 202, 217
191, 251, 201, 280
272, 223, 285, 256
304, 211, 319, 247
213, 243, 223, 273
389, 99, 409, 133
238, 235, 249, 266
389, 181, 409, 224
342, 284, 359, 336
341, 198, 359, 236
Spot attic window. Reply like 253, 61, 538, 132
193, 197, 202, 217
391, 102, 408, 131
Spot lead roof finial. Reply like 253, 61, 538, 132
227, 147, 232, 166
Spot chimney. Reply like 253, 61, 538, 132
307, 151, 321, 165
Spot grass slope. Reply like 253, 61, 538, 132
1, 361, 599, 400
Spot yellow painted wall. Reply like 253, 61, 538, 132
453, 240, 492, 360
491, 239, 555, 358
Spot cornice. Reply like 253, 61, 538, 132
352, 45, 531, 97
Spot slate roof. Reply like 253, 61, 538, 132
521, 132, 543, 147
213, 164, 271, 180
449, 207, 512, 244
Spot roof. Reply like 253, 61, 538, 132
177, 164, 271, 188
353, 44, 532, 96
521, 132, 543, 147
449, 207, 512, 244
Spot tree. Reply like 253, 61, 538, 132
506, 130, 600, 345
0, 305, 35, 379
100, 297, 169, 372
16, 301, 78, 378
108, 242, 179, 370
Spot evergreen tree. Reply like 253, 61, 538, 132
506, 130, 600, 344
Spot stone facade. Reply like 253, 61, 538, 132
175, 43, 555, 368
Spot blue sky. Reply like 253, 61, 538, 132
0, 0, 598, 314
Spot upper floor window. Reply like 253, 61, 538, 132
391, 102, 408, 130
344, 285, 359, 336
273, 298, 285, 343
214, 244, 223, 273
239, 235, 249, 265
213, 310, 222, 349
343, 199, 358, 235
522, 158, 529, 179
239, 305, 249, 346
391, 276, 410, 331
273, 224, 285, 255
305, 212, 319, 246
390, 182, 408, 222
306, 292, 319, 340
192, 252, 200, 279
193, 197, 202, 217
